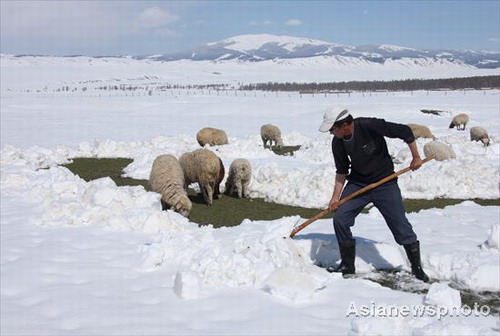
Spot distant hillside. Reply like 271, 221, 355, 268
138, 34, 500, 69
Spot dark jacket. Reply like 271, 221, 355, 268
332, 117, 414, 184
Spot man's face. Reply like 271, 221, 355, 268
330, 122, 352, 139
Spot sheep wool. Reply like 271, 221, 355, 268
470, 126, 490, 146
225, 159, 252, 198
179, 148, 225, 206
196, 127, 228, 147
423, 141, 456, 161
408, 123, 437, 140
261, 124, 284, 148
149, 154, 192, 217
449, 113, 469, 130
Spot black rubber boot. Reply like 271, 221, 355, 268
404, 241, 430, 282
327, 240, 356, 276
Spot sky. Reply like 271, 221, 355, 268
0, 0, 499, 56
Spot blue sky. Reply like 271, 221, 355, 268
1, 0, 498, 56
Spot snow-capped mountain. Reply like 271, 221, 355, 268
140, 34, 499, 69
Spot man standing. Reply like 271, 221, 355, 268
319, 106, 429, 282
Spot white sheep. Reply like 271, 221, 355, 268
449, 113, 469, 131
470, 126, 490, 146
196, 127, 228, 147
261, 124, 284, 149
423, 141, 456, 161
408, 123, 437, 140
149, 154, 192, 217
225, 159, 252, 198
179, 148, 225, 206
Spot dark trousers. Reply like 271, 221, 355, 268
333, 181, 417, 245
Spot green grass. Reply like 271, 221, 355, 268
62, 157, 500, 227
270, 145, 302, 156
420, 109, 447, 116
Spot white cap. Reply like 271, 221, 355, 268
319, 106, 351, 132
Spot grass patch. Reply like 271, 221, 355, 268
270, 145, 301, 156
62, 157, 499, 227
420, 109, 447, 116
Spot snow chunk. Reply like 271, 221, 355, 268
263, 265, 330, 303
424, 282, 461, 309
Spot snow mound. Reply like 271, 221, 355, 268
174, 271, 202, 300
141, 216, 336, 302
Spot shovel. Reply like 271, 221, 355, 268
289, 156, 434, 238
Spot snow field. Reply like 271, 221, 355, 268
1, 140, 499, 296
1, 59, 499, 334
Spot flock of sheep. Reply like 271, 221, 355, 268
148, 124, 283, 217
148, 113, 491, 217
409, 113, 490, 161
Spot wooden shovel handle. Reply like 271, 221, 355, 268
289, 156, 434, 238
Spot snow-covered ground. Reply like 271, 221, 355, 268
1, 54, 499, 90
1, 58, 499, 335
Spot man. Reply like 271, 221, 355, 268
319, 106, 429, 282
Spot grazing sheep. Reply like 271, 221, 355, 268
225, 159, 252, 198
470, 126, 490, 146
179, 149, 225, 206
449, 113, 469, 130
408, 123, 437, 140
149, 154, 192, 217
261, 124, 284, 148
423, 141, 456, 161
196, 127, 228, 147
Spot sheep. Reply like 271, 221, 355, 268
225, 159, 252, 198
470, 126, 490, 146
179, 149, 225, 206
261, 124, 284, 149
423, 141, 456, 161
449, 113, 469, 130
407, 123, 437, 140
196, 127, 228, 147
149, 154, 192, 217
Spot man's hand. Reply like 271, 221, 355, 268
408, 141, 423, 171
410, 157, 423, 171
328, 197, 340, 211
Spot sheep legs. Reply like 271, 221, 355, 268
242, 181, 250, 198
235, 181, 243, 198
201, 183, 214, 206
262, 138, 268, 148
214, 183, 220, 199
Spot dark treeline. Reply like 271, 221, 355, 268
239, 76, 500, 92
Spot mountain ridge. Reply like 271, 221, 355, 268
137, 34, 499, 69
